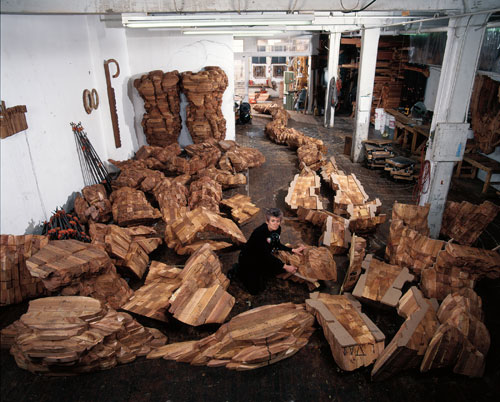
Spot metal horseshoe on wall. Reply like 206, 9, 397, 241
104, 58, 121, 148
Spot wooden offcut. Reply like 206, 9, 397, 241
340, 234, 367, 293
220, 194, 260, 225
306, 292, 385, 371
371, 287, 439, 380
5, 296, 166, 375
440, 200, 500, 245
285, 168, 323, 210
147, 302, 315, 370
26, 239, 133, 309
353, 254, 415, 308
0, 235, 49, 306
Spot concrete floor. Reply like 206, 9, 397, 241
1, 114, 500, 402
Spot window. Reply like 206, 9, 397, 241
252, 56, 266, 64
271, 57, 287, 64
273, 65, 286, 78
253, 65, 266, 78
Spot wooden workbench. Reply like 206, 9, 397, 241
386, 109, 430, 155
456, 153, 500, 193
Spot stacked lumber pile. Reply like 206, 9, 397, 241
329, 173, 369, 215
469, 74, 500, 154
110, 187, 162, 226
134, 70, 181, 146
165, 207, 246, 253
363, 140, 395, 169
285, 168, 323, 210
385, 156, 417, 181
353, 254, 415, 308
25, 239, 133, 309
388, 220, 444, 277
121, 261, 182, 322
347, 200, 386, 233
188, 176, 222, 213
340, 234, 367, 293
297, 207, 351, 255
440, 200, 500, 246
74, 184, 112, 224
371, 286, 439, 380
421, 288, 490, 377
196, 166, 246, 189
276, 246, 337, 285
297, 143, 326, 171
152, 177, 189, 223
89, 222, 162, 279
184, 140, 222, 167
123, 244, 234, 326
218, 140, 266, 172
305, 292, 385, 371
181, 66, 228, 143
4, 296, 166, 375
147, 302, 315, 370
220, 194, 260, 225
112, 167, 166, 191
421, 242, 500, 300
0, 235, 49, 305
320, 156, 342, 180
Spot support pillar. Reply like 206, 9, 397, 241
419, 14, 489, 237
324, 32, 341, 127
244, 56, 249, 103
307, 56, 313, 114
351, 27, 380, 162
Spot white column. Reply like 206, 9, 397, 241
323, 32, 341, 127
351, 27, 380, 162
307, 55, 313, 114
244, 55, 249, 103
419, 14, 489, 237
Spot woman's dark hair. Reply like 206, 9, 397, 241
265, 208, 283, 221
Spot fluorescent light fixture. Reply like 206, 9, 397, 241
183, 30, 284, 36
122, 13, 313, 29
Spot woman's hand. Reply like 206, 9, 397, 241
283, 264, 298, 274
292, 245, 306, 255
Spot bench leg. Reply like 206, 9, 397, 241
482, 171, 492, 194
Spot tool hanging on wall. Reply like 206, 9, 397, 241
71, 122, 112, 193
104, 58, 121, 148
82, 89, 99, 114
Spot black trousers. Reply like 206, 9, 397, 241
237, 251, 283, 295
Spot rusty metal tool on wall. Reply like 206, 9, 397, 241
104, 58, 121, 148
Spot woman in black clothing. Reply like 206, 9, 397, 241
231, 208, 305, 295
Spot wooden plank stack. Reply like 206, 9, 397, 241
181, 66, 228, 143
330, 173, 369, 216
421, 288, 490, 377
371, 286, 439, 380
0, 235, 49, 306
89, 222, 162, 279
165, 207, 246, 253
147, 302, 315, 370
305, 292, 385, 371
440, 200, 500, 246
220, 194, 260, 225
384, 156, 417, 181
340, 234, 367, 293
134, 70, 181, 146
0, 103, 28, 139
420, 242, 500, 300
188, 176, 222, 213
387, 219, 444, 277
109, 187, 162, 226
363, 140, 395, 169
353, 254, 415, 308
469, 74, 500, 154
285, 168, 323, 210
276, 246, 337, 283
74, 183, 112, 224
196, 166, 246, 189
25, 239, 133, 309
4, 296, 167, 375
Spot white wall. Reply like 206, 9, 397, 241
125, 30, 235, 147
424, 66, 441, 111
0, 15, 235, 234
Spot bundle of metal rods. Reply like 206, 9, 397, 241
71, 122, 112, 193
42, 208, 91, 242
